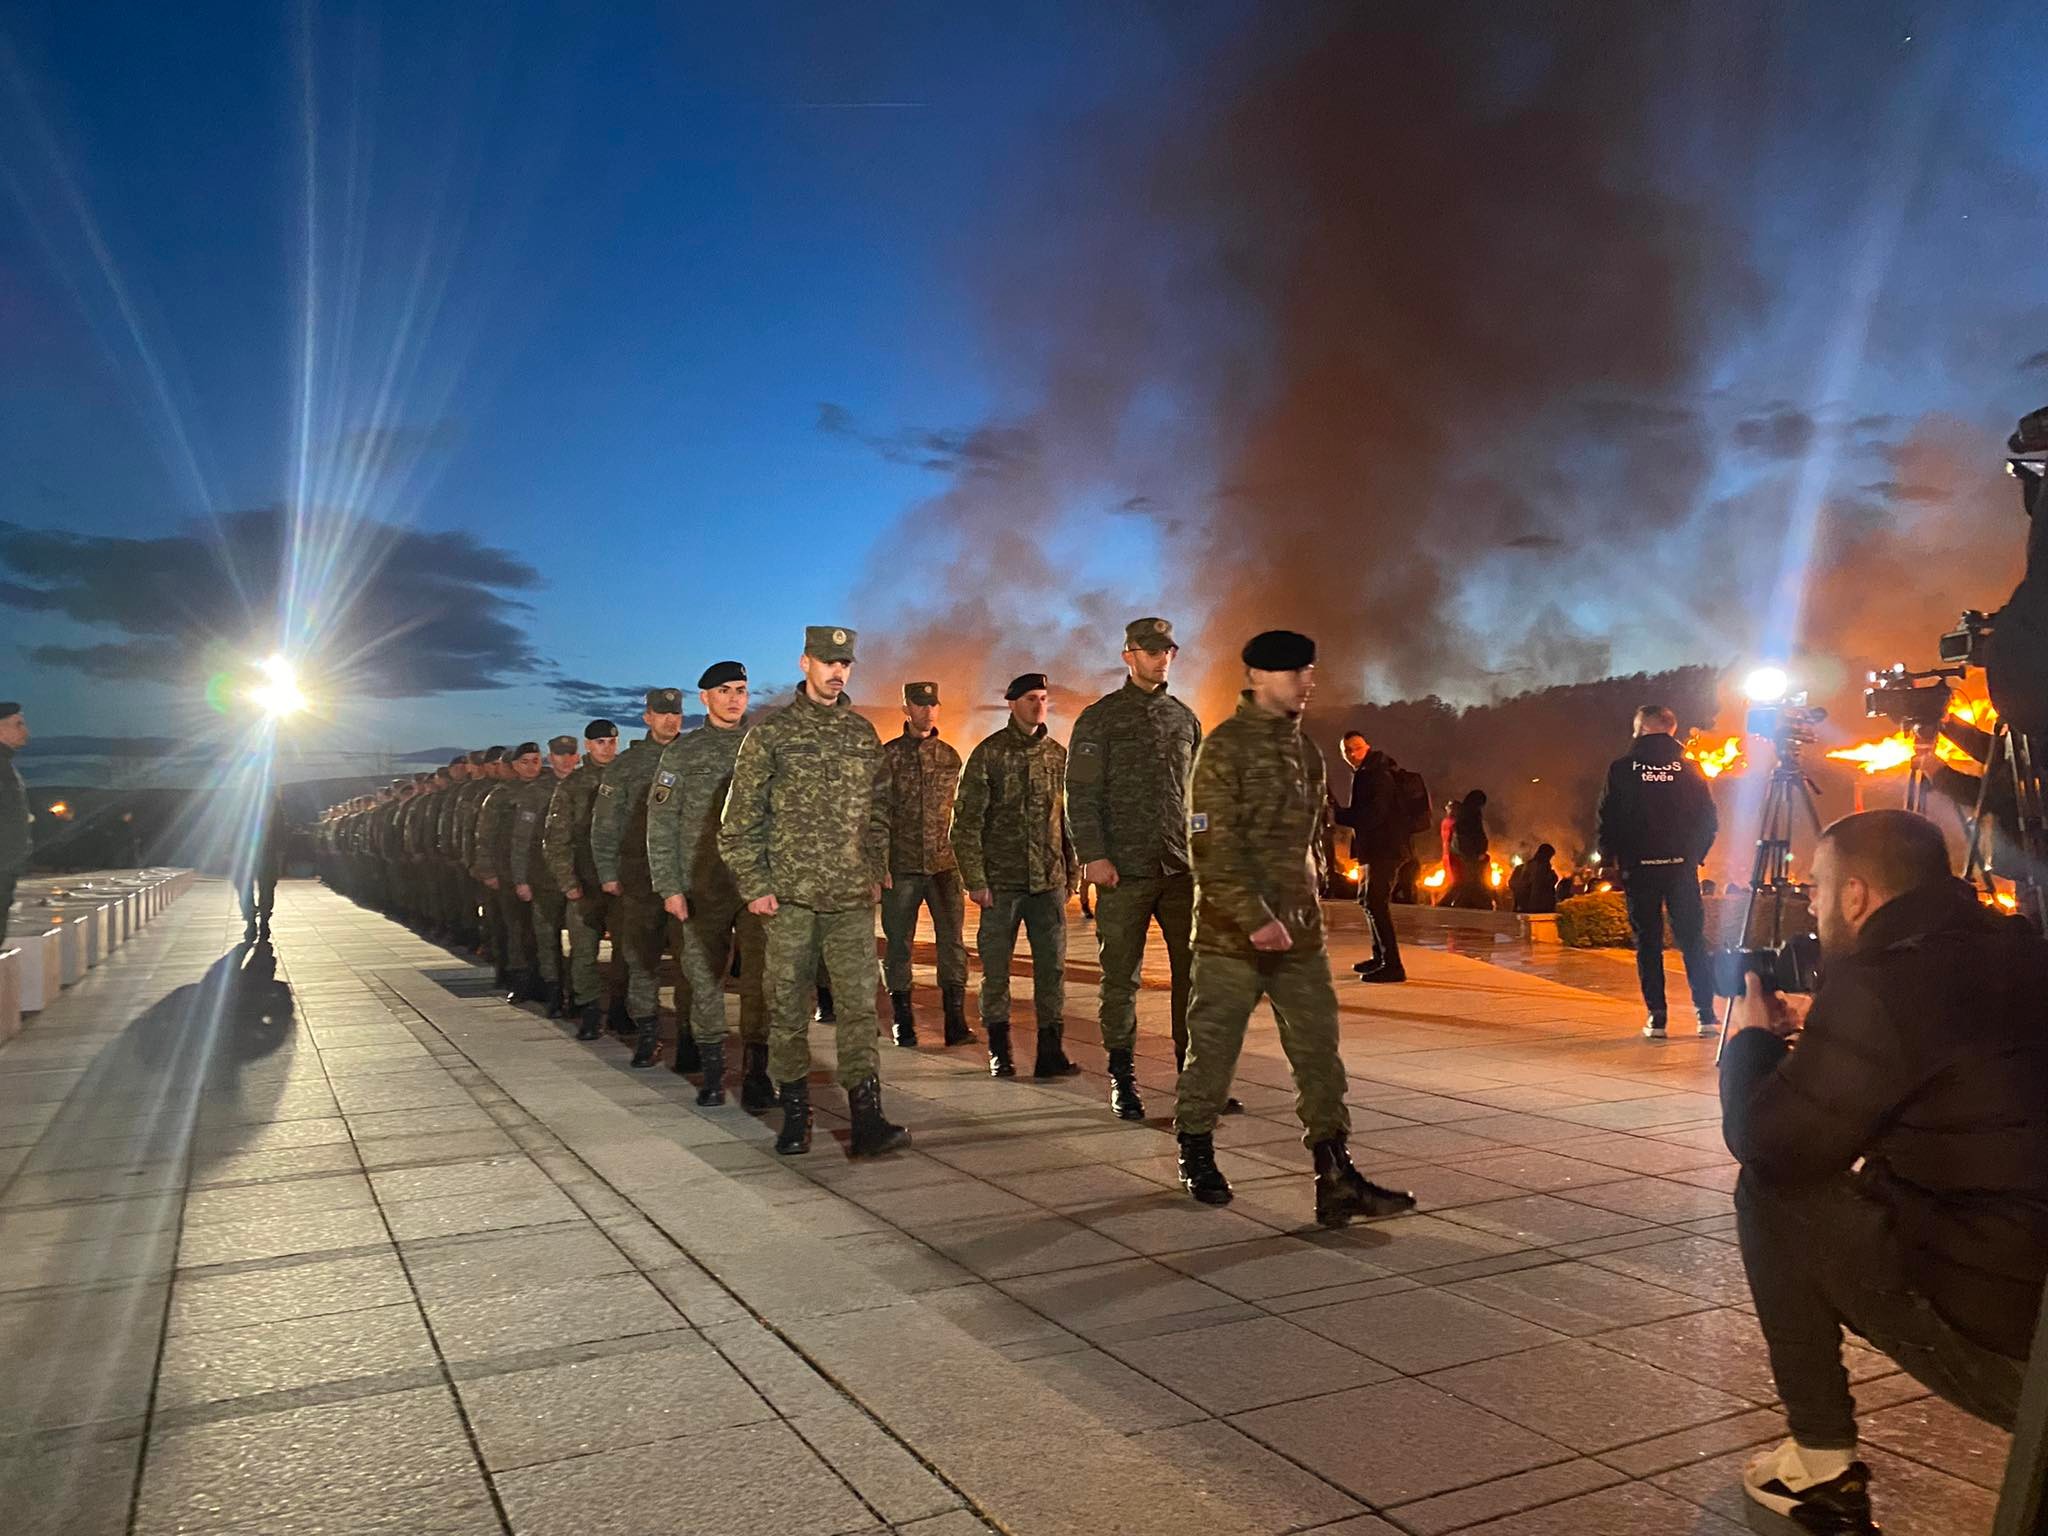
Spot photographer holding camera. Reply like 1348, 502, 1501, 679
1720, 808, 2048, 1534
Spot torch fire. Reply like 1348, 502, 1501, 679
1684, 733, 1745, 779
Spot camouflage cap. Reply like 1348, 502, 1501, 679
903, 681, 939, 706
804, 625, 857, 663
1124, 616, 1178, 653
512, 741, 542, 758
645, 687, 683, 715
1004, 672, 1049, 701
547, 734, 579, 755
583, 718, 618, 740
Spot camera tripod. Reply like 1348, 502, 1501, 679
1715, 736, 1823, 1064
1963, 723, 2048, 933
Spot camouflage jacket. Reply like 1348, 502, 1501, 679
590, 735, 669, 891
400, 786, 444, 860
472, 785, 520, 882
542, 756, 607, 894
507, 774, 566, 890
1188, 692, 1329, 956
645, 721, 748, 902
432, 781, 467, 861
880, 726, 961, 875
372, 797, 409, 860
451, 780, 494, 869
718, 688, 888, 913
952, 720, 1077, 895
1068, 678, 1203, 877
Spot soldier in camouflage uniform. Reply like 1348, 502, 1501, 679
456, 747, 509, 979
879, 681, 971, 1048
543, 720, 622, 1040
592, 689, 689, 1068
647, 661, 773, 1108
1068, 616, 1204, 1121
953, 672, 1081, 1081
508, 735, 581, 1016
401, 764, 452, 939
435, 753, 485, 951
719, 625, 908, 1157
476, 744, 546, 1000
1174, 631, 1415, 1227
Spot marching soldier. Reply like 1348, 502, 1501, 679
476, 747, 544, 996
719, 625, 906, 1157
952, 672, 1081, 1080
647, 662, 773, 1108
508, 735, 581, 1016
543, 720, 623, 1041
879, 681, 971, 1048
1068, 617, 1204, 1121
592, 689, 688, 1068
1174, 631, 1414, 1226
435, 753, 484, 952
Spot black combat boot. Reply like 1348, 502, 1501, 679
672, 1032, 702, 1074
1311, 1137, 1416, 1227
941, 986, 975, 1046
889, 991, 917, 1048
1107, 1049, 1146, 1121
774, 1079, 812, 1155
1177, 1131, 1234, 1205
503, 969, 531, 1007
694, 1039, 726, 1106
607, 998, 635, 1038
985, 1022, 1016, 1078
814, 986, 836, 1023
739, 1043, 777, 1111
847, 1075, 911, 1157
628, 1018, 661, 1069
1033, 1028, 1081, 1079
546, 984, 567, 1020
575, 1001, 604, 1041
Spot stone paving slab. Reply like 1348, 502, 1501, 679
0, 879, 2019, 1534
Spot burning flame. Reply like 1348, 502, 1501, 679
1827, 734, 1917, 775
1684, 734, 1744, 779
1488, 859, 1505, 888
1829, 694, 2005, 776
1422, 865, 1447, 890
1993, 892, 2019, 913
1343, 862, 1362, 883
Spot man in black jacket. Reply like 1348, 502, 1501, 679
1596, 704, 1718, 1039
0, 701, 29, 951
1337, 735, 1410, 983
1721, 809, 2047, 1534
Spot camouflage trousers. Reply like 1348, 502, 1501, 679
880, 870, 967, 992
616, 887, 689, 1022
524, 886, 567, 989
677, 887, 768, 1047
765, 902, 879, 1089
1175, 946, 1350, 1144
492, 886, 537, 975
1093, 872, 1193, 1057
477, 879, 508, 967
564, 890, 620, 1007
976, 886, 1067, 1033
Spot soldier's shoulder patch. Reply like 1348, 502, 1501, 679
1189, 812, 1210, 833
656, 770, 677, 787
651, 786, 671, 805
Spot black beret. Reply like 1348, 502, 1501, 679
447, 756, 467, 770
1004, 672, 1050, 701
512, 741, 541, 758
1242, 630, 1316, 671
646, 687, 683, 714
547, 734, 578, 755
482, 746, 508, 763
464, 750, 487, 765
584, 718, 618, 740
698, 661, 747, 690
0, 701, 19, 719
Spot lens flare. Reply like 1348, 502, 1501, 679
1743, 666, 1790, 704
248, 656, 307, 718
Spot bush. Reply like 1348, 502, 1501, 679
1557, 892, 1633, 948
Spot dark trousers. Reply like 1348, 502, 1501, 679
1359, 861, 1402, 971
1622, 862, 1714, 1019
0, 872, 16, 951
1735, 1170, 2025, 1448
238, 873, 277, 926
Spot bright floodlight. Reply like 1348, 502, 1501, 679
1743, 666, 1790, 704
249, 655, 307, 718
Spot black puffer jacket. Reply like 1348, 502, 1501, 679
1595, 732, 1716, 871
1721, 879, 2048, 1359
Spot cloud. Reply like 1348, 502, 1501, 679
2023, 349, 2048, 373
817, 402, 1038, 478
548, 676, 661, 716
0, 507, 544, 696
1732, 404, 1818, 459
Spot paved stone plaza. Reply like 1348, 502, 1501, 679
0, 879, 2015, 1535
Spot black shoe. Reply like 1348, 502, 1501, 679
942, 986, 975, 1046
608, 1000, 636, 1039
1177, 1131, 1234, 1205
814, 987, 836, 1024
672, 1032, 702, 1074
1222, 1097, 1245, 1114
1311, 1137, 1416, 1226
503, 969, 532, 1006
847, 1075, 911, 1157
1358, 967, 1407, 984
545, 988, 567, 1020
695, 1039, 726, 1106
739, 1043, 776, 1111
1352, 957, 1383, 975
575, 1001, 604, 1041
1743, 1442, 1878, 1534
986, 1022, 1016, 1078
1107, 1048, 1146, 1121
1032, 1028, 1081, 1079
889, 990, 917, 1048
628, 1019, 660, 1069
774, 1079, 812, 1155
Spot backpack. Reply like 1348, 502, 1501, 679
1394, 768, 1433, 836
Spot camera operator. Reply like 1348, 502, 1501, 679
1595, 704, 1719, 1040
1720, 809, 2048, 1534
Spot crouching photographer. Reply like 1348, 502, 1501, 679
1720, 808, 2048, 1533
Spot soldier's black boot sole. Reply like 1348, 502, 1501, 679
1032, 1028, 1081, 1078
695, 1040, 726, 1106
574, 1002, 604, 1041
774, 1080, 812, 1155
985, 1023, 1016, 1078
1311, 1138, 1416, 1227
1107, 1049, 1146, 1121
847, 1075, 911, 1157
1177, 1131, 1234, 1205
739, 1044, 776, 1111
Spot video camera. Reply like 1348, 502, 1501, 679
1864, 663, 1960, 732
1940, 610, 1995, 670
1711, 932, 1821, 999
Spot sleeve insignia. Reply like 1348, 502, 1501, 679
1075, 741, 1099, 756
656, 771, 678, 786
1189, 812, 1210, 833
598, 784, 615, 797
651, 786, 671, 805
